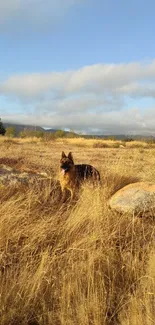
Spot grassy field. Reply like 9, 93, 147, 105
0, 136, 155, 325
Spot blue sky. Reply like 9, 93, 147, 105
0, 0, 155, 134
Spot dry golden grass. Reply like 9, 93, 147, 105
0, 136, 155, 325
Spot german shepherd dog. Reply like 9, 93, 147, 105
59, 151, 100, 201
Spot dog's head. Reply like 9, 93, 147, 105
60, 152, 74, 175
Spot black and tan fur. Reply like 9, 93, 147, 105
59, 151, 100, 201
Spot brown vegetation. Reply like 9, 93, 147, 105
0, 136, 155, 325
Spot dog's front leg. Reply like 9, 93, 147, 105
61, 186, 67, 203
70, 187, 76, 201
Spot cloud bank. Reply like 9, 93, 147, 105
1, 60, 155, 135
1, 61, 155, 98
0, 0, 84, 30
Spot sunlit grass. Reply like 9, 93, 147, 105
0, 137, 155, 324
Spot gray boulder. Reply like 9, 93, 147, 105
0, 165, 48, 186
109, 182, 155, 215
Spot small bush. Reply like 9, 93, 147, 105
127, 143, 148, 149
113, 142, 121, 148
5, 127, 16, 138
20, 129, 44, 138
93, 142, 110, 148
122, 137, 134, 142
146, 138, 155, 144
42, 132, 56, 142
66, 131, 79, 138
54, 130, 66, 138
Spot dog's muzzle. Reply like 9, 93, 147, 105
61, 167, 69, 175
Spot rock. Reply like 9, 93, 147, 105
0, 165, 48, 186
109, 182, 155, 215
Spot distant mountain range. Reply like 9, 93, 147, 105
4, 123, 57, 134
3, 122, 155, 140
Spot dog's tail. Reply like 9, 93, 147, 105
92, 167, 101, 185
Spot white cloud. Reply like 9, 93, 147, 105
0, 0, 84, 28
34, 94, 124, 116
118, 82, 155, 98
1, 61, 155, 100
0, 72, 71, 98
1, 60, 155, 134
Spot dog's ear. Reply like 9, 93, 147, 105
68, 152, 74, 163
61, 151, 66, 159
